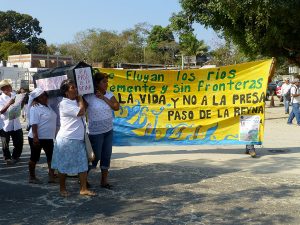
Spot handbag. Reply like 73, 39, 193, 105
84, 132, 95, 162
81, 117, 95, 162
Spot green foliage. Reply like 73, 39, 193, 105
56, 24, 179, 66
172, 0, 300, 65
0, 41, 29, 60
179, 32, 208, 56
0, 10, 50, 56
0, 10, 42, 43
27, 37, 48, 54
47, 44, 58, 55
208, 40, 249, 66
147, 25, 175, 51
146, 25, 179, 64
57, 43, 83, 62
57, 27, 146, 66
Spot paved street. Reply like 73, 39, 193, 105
1, 99, 300, 225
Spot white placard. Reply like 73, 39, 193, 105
8, 94, 24, 120
74, 67, 94, 95
35, 75, 68, 91
239, 115, 260, 142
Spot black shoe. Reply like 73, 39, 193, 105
5, 159, 13, 165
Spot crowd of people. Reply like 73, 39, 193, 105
277, 77, 300, 125
0, 72, 120, 197
2, 72, 295, 195
246, 77, 300, 158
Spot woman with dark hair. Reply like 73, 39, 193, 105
28, 88, 57, 183
84, 72, 119, 189
51, 79, 95, 197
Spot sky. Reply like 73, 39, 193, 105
0, 0, 221, 48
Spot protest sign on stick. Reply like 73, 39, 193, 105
74, 67, 94, 96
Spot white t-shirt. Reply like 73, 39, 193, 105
281, 83, 291, 96
56, 98, 84, 140
28, 104, 57, 139
291, 85, 300, 103
84, 92, 114, 135
0, 92, 22, 132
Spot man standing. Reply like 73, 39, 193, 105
287, 78, 300, 125
281, 78, 292, 114
0, 80, 23, 165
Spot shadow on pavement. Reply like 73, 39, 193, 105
112, 146, 300, 158
1, 153, 299, 224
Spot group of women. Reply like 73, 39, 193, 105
27, 72, 119, 197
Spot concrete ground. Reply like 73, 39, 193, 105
1, 98, 300, 225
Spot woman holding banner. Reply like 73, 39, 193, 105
51, 79, 95, 197
84, 72, 119, 189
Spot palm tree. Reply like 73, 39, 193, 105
179, 32, 208, 67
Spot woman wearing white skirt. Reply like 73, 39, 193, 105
52, 79, 95, 197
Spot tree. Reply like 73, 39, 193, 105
27, 37, 48, 54
147, 25, 179, 64
0, 41, 29, 60
115, 29, 143, 64
208, 40, 248, 66
171, 0, 300, 65
179, 32, 208, 66
114, 23, 152, 64
0, 10, 42, 43
56, 24, 177, 66
57, 42, 84, 62
57, 29, 121, 66
47, 44, 59, 55
147, 25, 175, 51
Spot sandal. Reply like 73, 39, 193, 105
101, 183, 113, 190
77, 180, 91, 188
80, 190, 96, 196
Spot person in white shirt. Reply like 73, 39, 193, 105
51, 79, 95, 197
0, 80, 23, 165
287, 78, 300, 125
281, 78, 292, 114
84, 72, 119, 189
27, 88, 57, 184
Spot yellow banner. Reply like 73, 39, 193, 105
95, 59, 273, 146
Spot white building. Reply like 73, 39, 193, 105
7, 54, 73, 69
0, 66, 47, 91
0, 53, 73, 91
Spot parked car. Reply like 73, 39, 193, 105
267, 82, 277, 95
266, 81, 282, 101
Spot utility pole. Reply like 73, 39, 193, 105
175, 54, 184, 69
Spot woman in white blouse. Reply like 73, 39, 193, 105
52, 79, 95, 197
28, 88, 57, 184
84, 72, 119, 189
